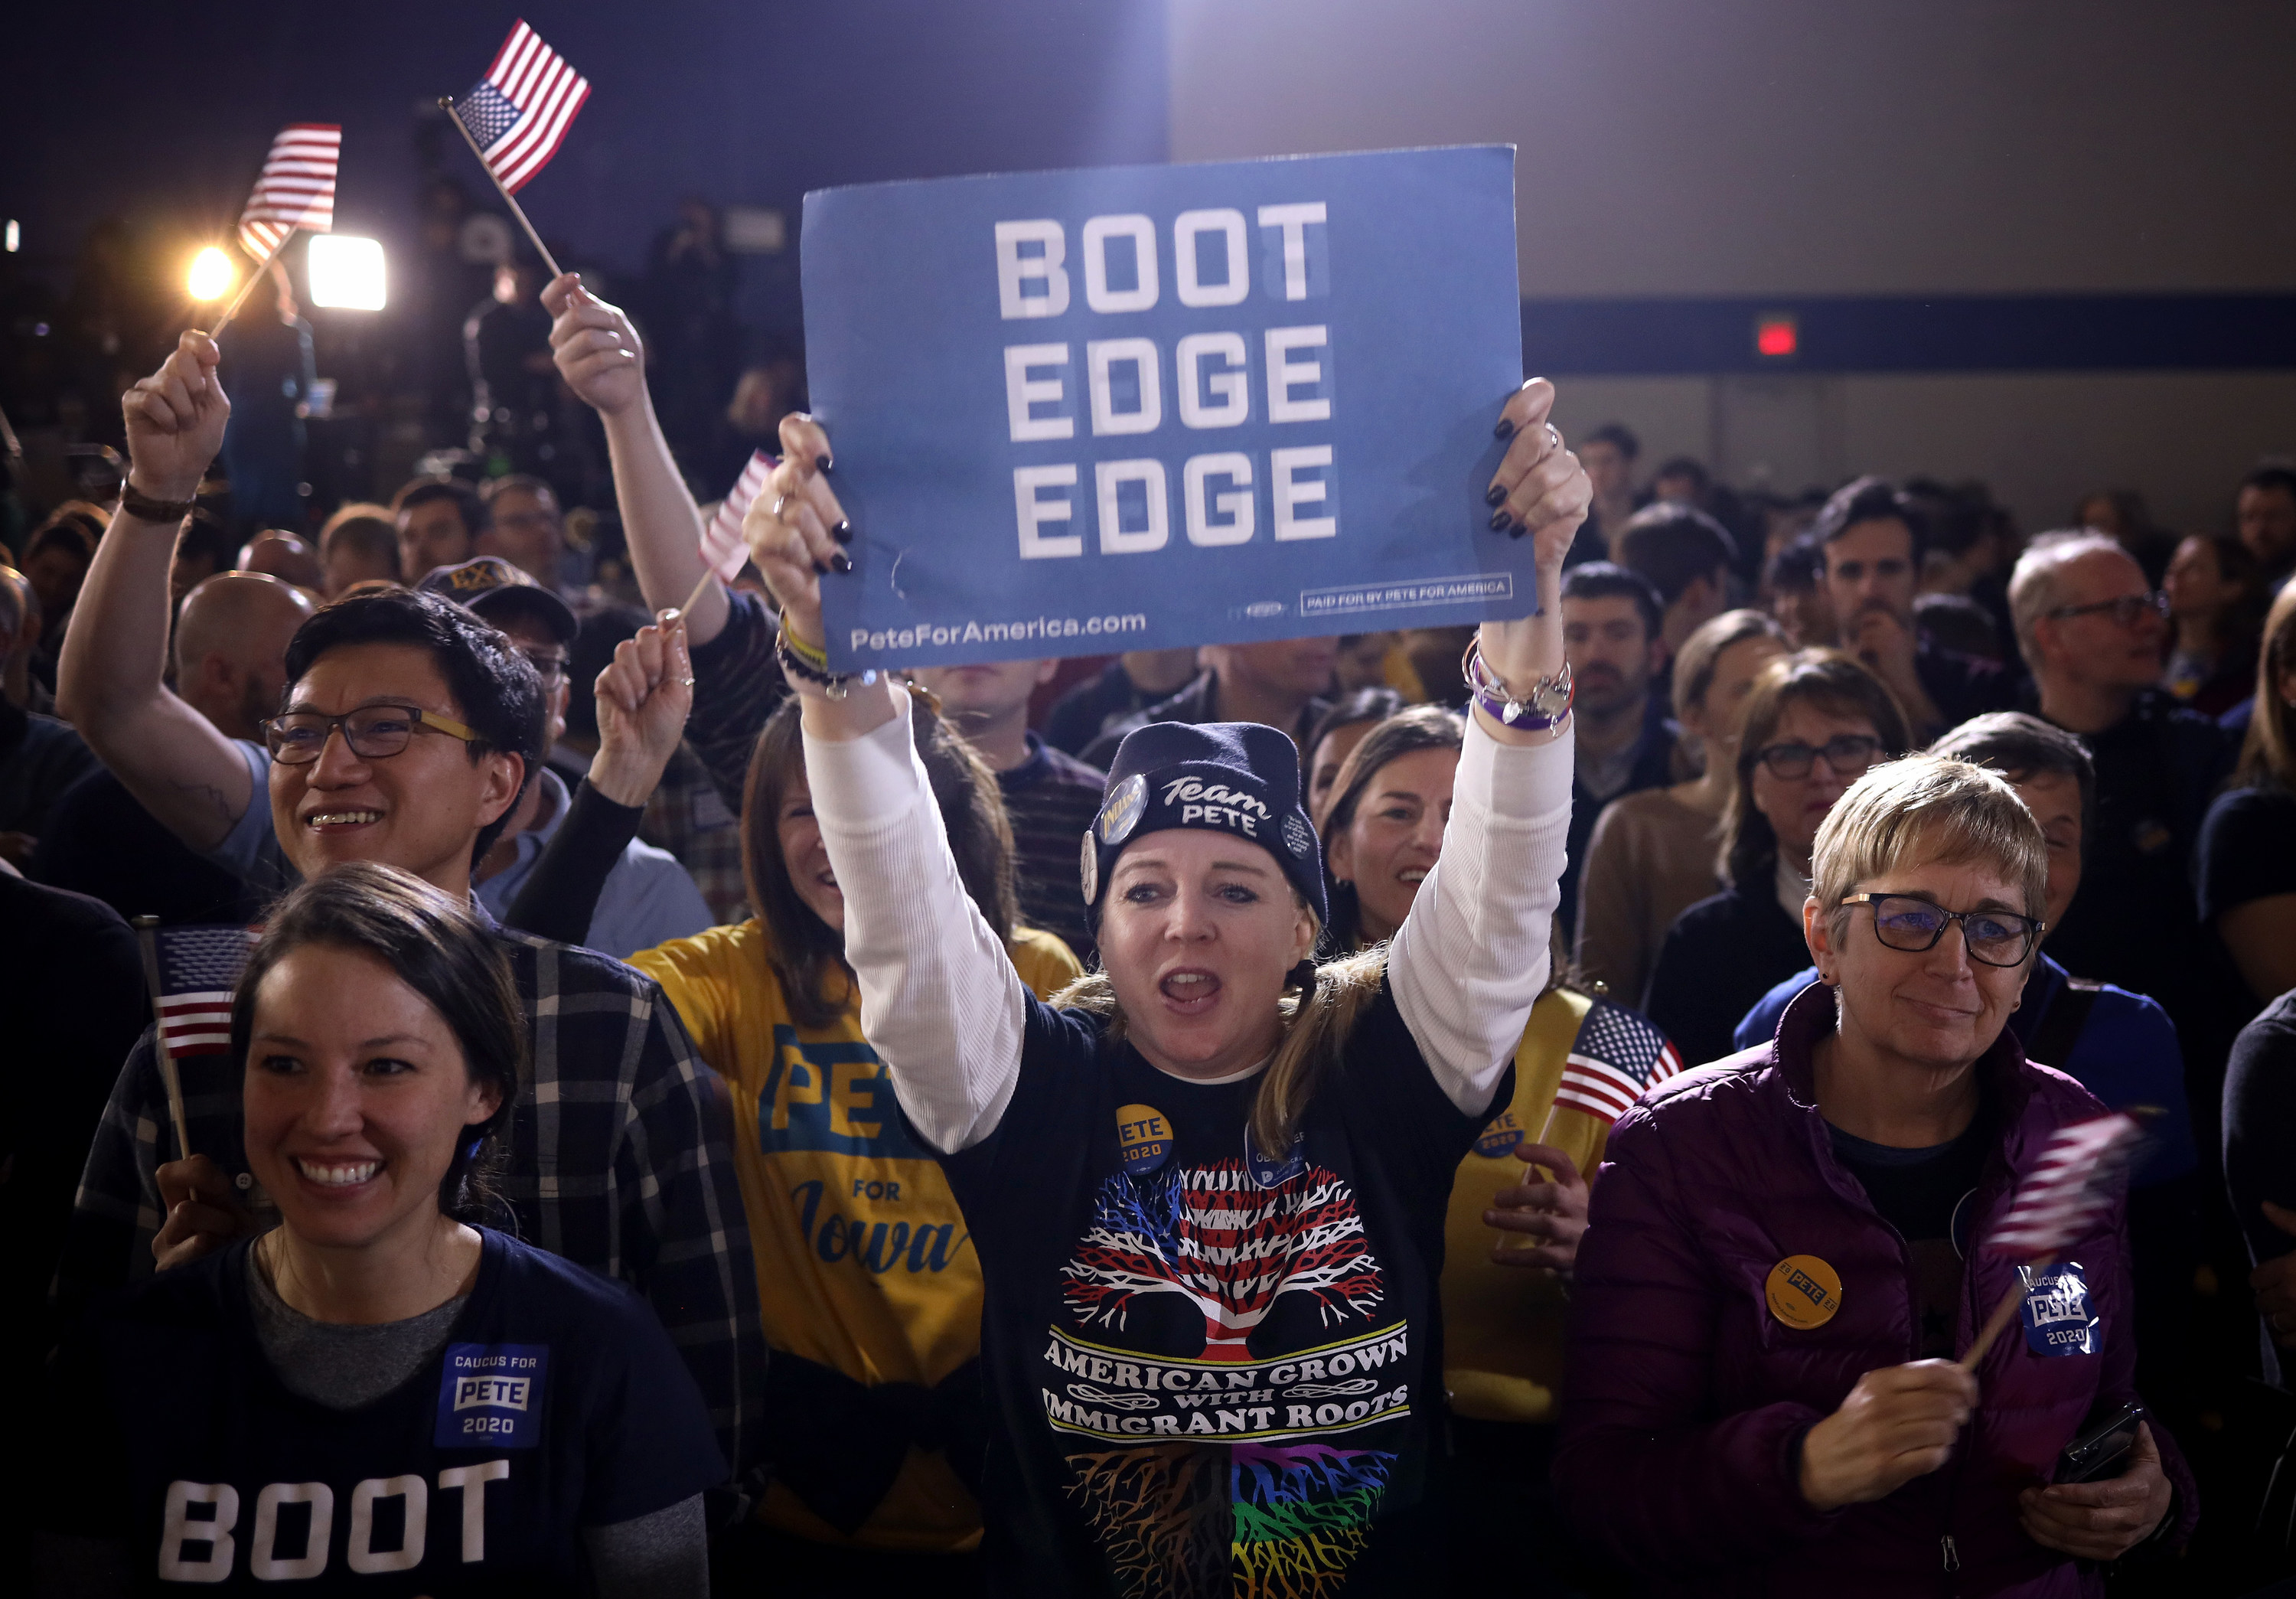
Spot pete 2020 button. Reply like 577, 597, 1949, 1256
1766, 1255, 1843, 1330
1474, 1108, 1526, 1159
1117, 1104, 1172, 1176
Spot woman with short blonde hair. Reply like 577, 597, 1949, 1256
1562, 755, 2193, 1589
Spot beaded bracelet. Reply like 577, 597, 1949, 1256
1460, 639, 1574, 739
775, 627, 872, 700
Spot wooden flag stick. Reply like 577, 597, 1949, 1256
132, 917, 196, 1160
439, 97, 564, 280
679, 566, 720, 622
1961, 1271, 2033, 1372
203, 233, 291, 337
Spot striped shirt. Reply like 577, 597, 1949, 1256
997, 734, 1106, 964
54, 924, 765, 1489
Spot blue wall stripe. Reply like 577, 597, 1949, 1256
1521, 293, 2296, 376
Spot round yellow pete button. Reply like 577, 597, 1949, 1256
1766, 1255, 1844, 1330
1117, 1103, 1172, 1176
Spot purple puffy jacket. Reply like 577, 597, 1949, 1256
1557, 982, 2197, 1596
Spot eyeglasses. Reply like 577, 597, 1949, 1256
2046, 592, 2167, 628
519, 647, 569, 687
1841, 892, 2042, 968
1753, 733, 1884, 780
262, 704, 481, 765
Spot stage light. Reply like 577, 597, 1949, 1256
307, 234, 386, 310
5, 220, 17, 253
1756, 313, 1798, 358
188, 247, 236, 302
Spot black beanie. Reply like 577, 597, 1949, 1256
1081, 720, 1326, 934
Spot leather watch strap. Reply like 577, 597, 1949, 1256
119, 481, 196, 524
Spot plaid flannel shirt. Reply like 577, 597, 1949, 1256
641, 742, 753, 926
54, 926, 766, 1488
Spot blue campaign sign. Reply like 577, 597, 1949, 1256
802, 145, 1530, 671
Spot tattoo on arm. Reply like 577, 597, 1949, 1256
171, 779, 236, 824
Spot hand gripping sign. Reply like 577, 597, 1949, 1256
801, 145, 1533, 672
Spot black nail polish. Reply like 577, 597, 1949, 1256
1509, 523, 1528, 540
812, 559, 830, 577
829, 550, 854, 574
1493, 419, 1515, 439
1484, 484, 1507, 507
1489, 508, 1512, 531
831, 520, 853, 544
817, 454, 833, 475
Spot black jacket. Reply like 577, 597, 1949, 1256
1642, 882, 1811, 1069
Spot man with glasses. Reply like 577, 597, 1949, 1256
52, 331, 764, 1492
418, 556, 709, 957
2009, 530, 2235, 1075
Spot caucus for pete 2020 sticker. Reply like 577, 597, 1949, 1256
2020, 1262, 2099, 1357
1117, 1104, 1172, 1176
1246, 1121, 1305, 1189
1766, 1255, 1843, 1330
435, 1343, 550, 1450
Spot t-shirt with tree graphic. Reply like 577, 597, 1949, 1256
942, 974, 1498, 1597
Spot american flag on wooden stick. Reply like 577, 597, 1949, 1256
1985, 1113, 2144, 1258
700, 452, 775, 582
150, 924, 259, 1059
452, 20, 591, 195
1552, 1000, 1684, 1126
237, 124, 340, 259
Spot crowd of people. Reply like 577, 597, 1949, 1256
2, 225, 2295, 1596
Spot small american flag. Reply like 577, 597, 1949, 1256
237, 123, 340, 259
1986, 1113, 2144, 1258
152, 924, 259, 1059
452, 20, 591, 195
700, 452, 775, 582
1554, 999, 1684, 1125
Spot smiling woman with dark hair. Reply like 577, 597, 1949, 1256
35, 864, 725, 1596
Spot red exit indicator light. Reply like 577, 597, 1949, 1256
1756, 313, 1799, 357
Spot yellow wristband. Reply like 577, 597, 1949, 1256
778, 626, 830, 670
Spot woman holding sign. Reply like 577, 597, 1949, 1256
1556, 755, 2196, 1593
34, 866, 722, 1596
743, 383, 1583, 1593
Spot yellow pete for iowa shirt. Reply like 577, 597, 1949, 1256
1440, 988, 1606, 1428
633, 919, 1081, 1552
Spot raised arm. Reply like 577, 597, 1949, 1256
1390, 380, 1587, 1114
55, 332, 256, 851
747, 416, 1024, 1153
545, 273, 732, 646
504, 617, 693, 945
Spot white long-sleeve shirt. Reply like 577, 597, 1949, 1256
804, 696, 1575, 1154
